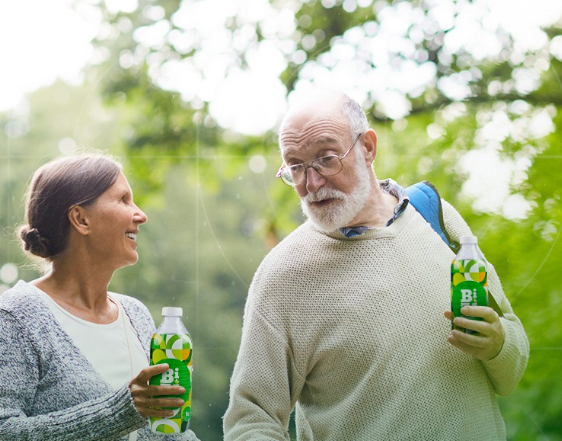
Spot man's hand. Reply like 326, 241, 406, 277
444, 306, 505, 361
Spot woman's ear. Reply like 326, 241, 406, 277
362, 129, 377, 164
68, 206, 90, 236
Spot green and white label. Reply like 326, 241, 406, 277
451, 259, 488, 332
149, 333, 193, 434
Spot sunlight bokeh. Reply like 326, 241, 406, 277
0, 0, 97, 111
2, 0, 561, 133
1, 0, 561, 220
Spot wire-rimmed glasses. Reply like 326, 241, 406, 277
276, 132, 362, 187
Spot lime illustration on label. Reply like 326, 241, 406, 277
451, 259, 488, 333
149, 333, 193, 434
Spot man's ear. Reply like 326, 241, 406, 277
362, 129, 377, 164
68, 206, 90, 236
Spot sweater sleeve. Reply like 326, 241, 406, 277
223, 297, 305, 441
441, 199, 530, 396
0, 310, 148, 441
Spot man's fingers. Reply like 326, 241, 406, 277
444, 308, 498, 324
446, 305, 505, 361
460, 306, 499, 322
453, 317, 488, 334
450, 330, 486, 348
447, 333, 486, 356
447, 334, 478, 356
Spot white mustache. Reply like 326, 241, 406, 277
303, 188, 346, 203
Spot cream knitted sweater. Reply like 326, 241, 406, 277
224, 201, 529, 441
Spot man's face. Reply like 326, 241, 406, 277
299, 145, 372, 232
280, 108, 372, 232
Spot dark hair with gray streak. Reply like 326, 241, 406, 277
19, 154, 122, 259
340, 95, 369, 139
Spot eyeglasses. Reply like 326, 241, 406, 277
276, 133, 362, 187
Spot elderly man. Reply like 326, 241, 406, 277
223, 90, 529, 440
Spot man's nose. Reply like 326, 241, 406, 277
305, 166, 326, 194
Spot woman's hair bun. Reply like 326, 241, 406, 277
20, 154, 122, 260
20, 226, 52, 258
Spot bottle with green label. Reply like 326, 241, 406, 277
451, 235, 488, 333
149, 307, 193, 434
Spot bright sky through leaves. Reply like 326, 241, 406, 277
1, 0, 561, 133
1, 0, 561, 220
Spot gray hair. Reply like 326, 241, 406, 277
340, 96, 369, 139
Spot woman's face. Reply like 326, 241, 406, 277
84, 172, 147, 269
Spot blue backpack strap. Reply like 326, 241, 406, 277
405, 181, 460, 253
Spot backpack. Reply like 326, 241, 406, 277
403, 181, 460, 253
404, 182, 505, 314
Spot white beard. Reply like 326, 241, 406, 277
300, 152, 372, 232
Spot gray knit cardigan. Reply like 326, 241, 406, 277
0, 280, 200, 441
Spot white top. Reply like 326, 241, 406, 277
37, 289, 148, 441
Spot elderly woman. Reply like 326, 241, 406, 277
0, 154, 199, 441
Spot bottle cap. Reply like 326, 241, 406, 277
460, 235, 478, 244
162, 307, 183, 317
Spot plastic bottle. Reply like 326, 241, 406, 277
451, 235, 488, 333
149, 307, 193, 434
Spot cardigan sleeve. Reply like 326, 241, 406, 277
223, 296, 306, 441
0, 310, 148, 441
441, 199, 530, 396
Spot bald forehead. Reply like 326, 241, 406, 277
282, 91, 346, 124
279, 93, 352, 152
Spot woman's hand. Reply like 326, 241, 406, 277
129, 364, 186, 418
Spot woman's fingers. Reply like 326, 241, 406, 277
136, 405, 177, 419
132, 384, 186, 398
134, 396, 185, 408
129, 364, 187, 418
133, 363, 170, 384
134, 396, 185, 418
